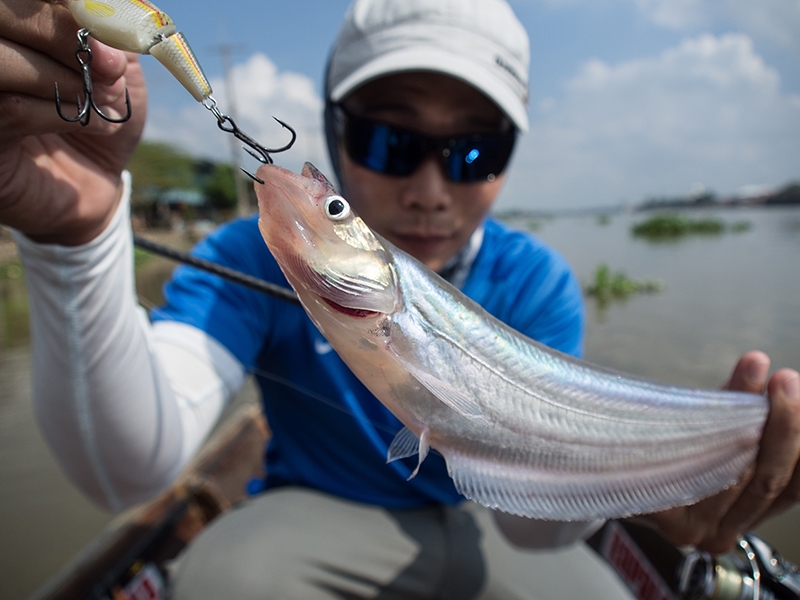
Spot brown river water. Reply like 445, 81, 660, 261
1, 208, 799, 599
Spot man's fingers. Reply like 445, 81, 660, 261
0, 0, 127, 83
763, 371, 800, 518
764, 459, 800, 519
647, 467, 753, 550
1, 38, 87, 102
0, 37, 131, 143
723, 351, 770, 393
0, 0, 81, 70
85, 38, 130, 84
715, 370, 800, 547
0, 92, 126, 143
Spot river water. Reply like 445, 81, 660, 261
1, 207, 798, 599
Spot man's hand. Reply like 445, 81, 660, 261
645, 351, 800, 553
0, 0, 147, 245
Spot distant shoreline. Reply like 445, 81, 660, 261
494, 189, 800, 220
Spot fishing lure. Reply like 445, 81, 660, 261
56, 0, 295, 168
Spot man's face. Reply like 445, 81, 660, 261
338, 72, 509, 272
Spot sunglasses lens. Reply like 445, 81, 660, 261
443, 134, 516, 182
343, 119, 426, 177
341, 111, 515, 182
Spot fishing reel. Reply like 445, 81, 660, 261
677, 533, 800, 600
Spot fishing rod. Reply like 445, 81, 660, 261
132, 235, 300, 305
588, 520, 800, 600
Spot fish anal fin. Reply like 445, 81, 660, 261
392, 352, 484, 420
443, 446, 759, 521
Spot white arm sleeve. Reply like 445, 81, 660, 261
12, 173, 246, 512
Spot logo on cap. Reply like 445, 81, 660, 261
494, 56, 528, 102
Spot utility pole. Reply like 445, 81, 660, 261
211, 42, 251, 217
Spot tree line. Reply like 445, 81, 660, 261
126, 141, 242, 219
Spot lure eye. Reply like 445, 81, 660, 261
324, 195, 350, 220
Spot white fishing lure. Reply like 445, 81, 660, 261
63, 0, 212, 101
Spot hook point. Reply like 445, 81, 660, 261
243, 146, 271, 164
241, 167, 265, 184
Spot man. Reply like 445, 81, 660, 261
1, 0, 798, 598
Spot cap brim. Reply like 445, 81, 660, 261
329, 48, 529, 132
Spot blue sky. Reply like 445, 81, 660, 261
138, 0, 800, 211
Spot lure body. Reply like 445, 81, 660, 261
254, 162, 769, 521
64, 0, 212, 101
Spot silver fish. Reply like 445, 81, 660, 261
255, 162, 768, 521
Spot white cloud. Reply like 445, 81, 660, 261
527, 0, 800, 53
633, 0, 800, 51
500, 33, 800, 209
143, 53, 330, 176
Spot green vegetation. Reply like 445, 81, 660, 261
730, 221, 752, 233
127, 142, 199, 204
1, 262, 22, 282
133, 247, 152, 270
585, 264, 663, 307
632, 214, 723, 238
0, 261, 30, 348
204, 163, 238, 210
631, 214, 753, 240
596, 214, 611, 226
126, 141, 240, 219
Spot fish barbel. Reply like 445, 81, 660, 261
255, 162, 768, 521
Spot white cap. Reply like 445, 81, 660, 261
326, 0, 530, 132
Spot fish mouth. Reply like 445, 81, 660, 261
321, 297, 382, 319
281, 251, 395, 318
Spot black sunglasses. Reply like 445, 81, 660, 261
335, 106, 516, 183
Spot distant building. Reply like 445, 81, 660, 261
159, 189, 206, 207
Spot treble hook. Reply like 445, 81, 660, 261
55, 29, 132, 127
202, 97, 297, 183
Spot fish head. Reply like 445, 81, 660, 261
256, 162, 402, 320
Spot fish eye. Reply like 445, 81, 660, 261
324, 195, 350, 220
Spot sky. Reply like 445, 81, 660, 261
137, 0, 800, 211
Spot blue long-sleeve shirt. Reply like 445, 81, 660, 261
153, 216, 584, 508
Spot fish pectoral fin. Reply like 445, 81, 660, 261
397, 355, 484, 420
386, 426, 430, 481
404, 364, 484, 420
